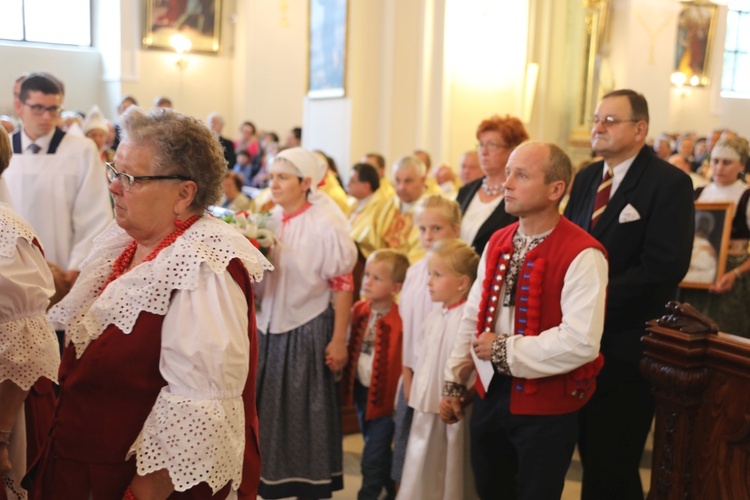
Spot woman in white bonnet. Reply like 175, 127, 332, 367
255, 147, 357, 498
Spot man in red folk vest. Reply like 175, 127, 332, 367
441, 141, 609, 500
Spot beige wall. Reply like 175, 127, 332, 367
0, 44, 102, 117
1, 0, 749, 164
232, 0, 308, 140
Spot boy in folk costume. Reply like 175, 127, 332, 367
441, 142, 609, 500
342, 249, 409, 500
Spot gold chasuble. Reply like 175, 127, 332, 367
377, 177, 395, 200
320, 170, 351, 215
424, 176, 444, 196
349, 194, 388, 259
375, 195, 425, 264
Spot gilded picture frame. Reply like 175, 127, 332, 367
680, 202, 733, 290
674, 1, 718, 86
143, 0, 222, 54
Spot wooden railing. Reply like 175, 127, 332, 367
641, 301, 750, 499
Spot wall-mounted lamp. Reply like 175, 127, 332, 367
170, 34, 192, 69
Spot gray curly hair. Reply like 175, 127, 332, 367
119, 106, 226, 209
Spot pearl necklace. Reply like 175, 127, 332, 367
482, 178, 503, 197
102, 215, 201, 292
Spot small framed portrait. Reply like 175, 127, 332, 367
143, 0, 222, 53
674, 1, 718, 86
308, 0, 348, 99
680, 202, 733, 289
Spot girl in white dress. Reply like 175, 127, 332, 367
398, 239, 480, 500
392, 195, 461, 484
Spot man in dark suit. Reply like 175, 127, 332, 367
564, 89, 694, 499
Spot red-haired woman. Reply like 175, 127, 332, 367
455, 115, 529, 255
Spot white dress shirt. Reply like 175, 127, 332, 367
445, 240, 608, 386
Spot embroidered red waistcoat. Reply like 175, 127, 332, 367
31, 258, 260, 499
342, 300, 403, 421
477, 217, 607, 415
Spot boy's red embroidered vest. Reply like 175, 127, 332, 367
342, 300, 403, 421
476, 217, 607, 415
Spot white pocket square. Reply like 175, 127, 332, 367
619, 204, 641, 223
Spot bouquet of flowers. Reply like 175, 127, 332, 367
220, 210, 274, 256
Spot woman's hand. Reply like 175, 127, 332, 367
325, 339, 348, 372
709, 270, 737, 294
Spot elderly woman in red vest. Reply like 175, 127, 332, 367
31, 107, 271, 499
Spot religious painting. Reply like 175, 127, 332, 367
674, 1, 718, 86
143, 0, 222, 53
680, 202, 733, 290
308, 0, 348, 98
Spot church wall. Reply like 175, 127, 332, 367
231, 0, 308, 140
1, 0, 749, 159
0, 44, 102, 117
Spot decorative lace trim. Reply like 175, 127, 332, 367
491, 334, 512, 375
127, 389, 245, 493
0, 314, 60, 389
442, 381, 467, 398
48, 217, 273, 358
0, 203, 40, 258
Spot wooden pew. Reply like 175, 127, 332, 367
641, 301, 750, 499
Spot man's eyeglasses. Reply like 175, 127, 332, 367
106, 162, 195, 191
590, 115, 639, 128
476, 141, 509, 152
23, 103, 63, 117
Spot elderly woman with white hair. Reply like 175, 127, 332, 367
255, 147, 357, 499
30, 107, 271, 499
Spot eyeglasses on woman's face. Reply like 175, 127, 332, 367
106, 162, 194, 192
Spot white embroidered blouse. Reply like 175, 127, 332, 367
255, 201, 357, 334
47, 216, 272, 493
0, 202, 59, 390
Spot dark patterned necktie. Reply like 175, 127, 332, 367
590, 167, 613, 228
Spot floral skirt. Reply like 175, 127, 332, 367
256, 308, 343, 499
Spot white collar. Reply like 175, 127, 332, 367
48, 216, 273, 358
21, 127, 56, 153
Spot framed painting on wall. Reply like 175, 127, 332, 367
308, 0, 348, 98
674, 1, 718, 86
680, 202, 733, 290
143, 0, 222, 53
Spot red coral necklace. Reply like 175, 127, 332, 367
102, 215, 201, 292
